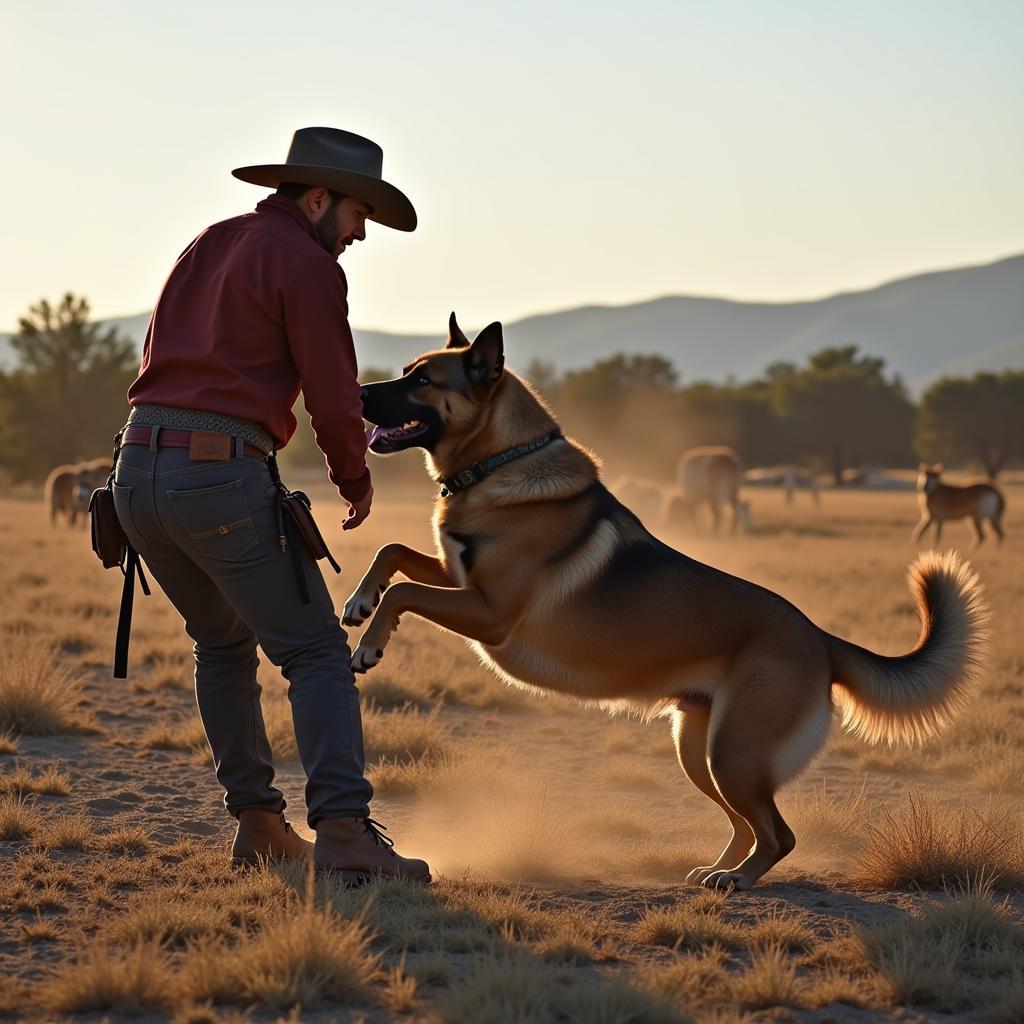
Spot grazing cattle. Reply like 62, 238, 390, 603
677, 446, 750, 535
914, 464, 1005, 546
44, 458, 113, 527
44, 465, 80, 526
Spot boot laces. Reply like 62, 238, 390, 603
363, 817, 395, 851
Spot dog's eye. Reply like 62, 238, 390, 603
416, 374, 431, 387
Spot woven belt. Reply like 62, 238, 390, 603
121, 425, 269, 461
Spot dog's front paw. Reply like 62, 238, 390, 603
351, 642, 384, 674
342, 582, 387, 627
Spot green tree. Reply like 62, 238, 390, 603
556, 354, 679, 473
773, 346, 915, 484
0, 294, 138, 480
917, 371, 1024, 477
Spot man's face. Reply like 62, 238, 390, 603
313, 193, 371, 258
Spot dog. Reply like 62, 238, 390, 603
677, 446, 751, 534
346, 315, 989, 891
914, 463, 1005, 546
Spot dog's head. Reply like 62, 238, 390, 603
360, 313, 508, 462
917, 462, 943, 493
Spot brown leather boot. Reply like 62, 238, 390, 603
314, 817, 431, 883
230, 809, 313, 867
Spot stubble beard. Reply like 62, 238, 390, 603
314, 196, 345, 256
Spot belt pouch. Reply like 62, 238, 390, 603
88, 486, 128, 569
281, 491, 341, 574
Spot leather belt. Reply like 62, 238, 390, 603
121, 425, 269, 461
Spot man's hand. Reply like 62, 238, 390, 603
343, 484, 373, 531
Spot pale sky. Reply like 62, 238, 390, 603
2, 0, 1022, 334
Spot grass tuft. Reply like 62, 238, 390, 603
40, 939, 172, 1012
857, 793, 1024, 890
0, 793, 44, 839
0, 636, 91, 735
0, 760, 71, 796
179, 901, 379, 1009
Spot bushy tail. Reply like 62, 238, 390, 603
827, 551, 989, 745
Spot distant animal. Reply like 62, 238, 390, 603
72, 458, 113, 525
782, 466, 820, 506
344, 314, 989, 891
677, 446, 750, 534
611, 475, 670, 525
914, 464, 1005, 546
44, 464, 80, 526
44, 458, 113, 527
745, 466, 821, 506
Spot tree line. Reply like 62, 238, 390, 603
2, 293, 1021, 484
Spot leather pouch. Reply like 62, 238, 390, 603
281, 491, 341, 573
89, 486, 128, 569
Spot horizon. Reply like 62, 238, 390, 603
4, 247, 1021, 338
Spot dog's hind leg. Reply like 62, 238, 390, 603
699, 699, 802, 892
671, 705, 755, 886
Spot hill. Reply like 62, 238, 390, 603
3, 253, 1022, 393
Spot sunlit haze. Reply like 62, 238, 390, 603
2, 0, 1022, 333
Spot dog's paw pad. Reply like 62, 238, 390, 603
351, 643, 382, 674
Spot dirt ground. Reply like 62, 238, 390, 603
1, 466, 1022, 1022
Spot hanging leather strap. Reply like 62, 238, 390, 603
113, 547, 151, 679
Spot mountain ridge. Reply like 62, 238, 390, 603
3, 253, 1022, 394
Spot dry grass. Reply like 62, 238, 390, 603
859, 880, 1024, 1016
0, 760, 71, 796
0, 792, 44, 839
141, 717, 209, 754
179, 902, 379, 1009
857, 792, 1024, 890
33, 810, 93, 850
95, 824, 154, 854
634, 891, 739, 950
0, 635, 91, 735
2, 485, 1024, 1022
40, 939, 173, 1013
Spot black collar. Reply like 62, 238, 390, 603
437, 431, 563, 498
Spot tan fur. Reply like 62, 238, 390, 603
913, 464, 1006, 546
44, 465, 78, 526
677, 446, 750, 534
348, 320, 990, 891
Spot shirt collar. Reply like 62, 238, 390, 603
255, 194, 322, 247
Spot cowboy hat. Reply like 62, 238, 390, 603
232, 126, 417, 232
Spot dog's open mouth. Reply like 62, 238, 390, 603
366, 420, 430, 452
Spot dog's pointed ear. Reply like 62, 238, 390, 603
466, 321, 505, 390
918, 462, 928, 473
446, 311, 470, 350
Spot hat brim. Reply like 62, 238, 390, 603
231, 164, 417, 232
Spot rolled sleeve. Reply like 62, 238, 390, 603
282, 257, 371, 503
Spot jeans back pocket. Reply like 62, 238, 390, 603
168, 479, 258, 561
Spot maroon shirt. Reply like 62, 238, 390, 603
128, 194, 371, 502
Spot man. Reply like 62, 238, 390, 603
114, 126, 429, 881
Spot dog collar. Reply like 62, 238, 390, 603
437, 431, 563, 498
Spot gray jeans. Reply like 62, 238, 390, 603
113, 443, 372, 826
